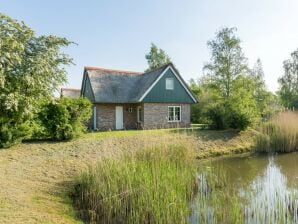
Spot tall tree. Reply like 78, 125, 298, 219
278, 49, 298, 108
145, 43, 171, 72
0, 13, 73, 147
251, 58, 272, 115
203, 27, 248, 99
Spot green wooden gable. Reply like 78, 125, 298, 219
82, 75, 95, 102
142, 68, 196, 103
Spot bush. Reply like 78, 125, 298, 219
38, 97, 92, 140
206, 101, 256, 130
0, 122, 32, 148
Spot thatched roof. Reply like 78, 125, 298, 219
83, 64, 169, 103
60, 88, 81, 99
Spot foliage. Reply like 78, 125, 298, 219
255, 111, 298, 153
72, 145, 197, 224
38, 97, 92, 140
145, 43, 171, 72
191, 28, 275, 129
278, 49, 298, 109
203, 27, 248, 99
0, 13, 72, 147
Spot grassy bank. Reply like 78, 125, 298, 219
255, 111, 298, 153
0, 128, 254, 223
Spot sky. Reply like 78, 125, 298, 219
1, 0, 298, 92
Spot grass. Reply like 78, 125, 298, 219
72, 144, 197, 224
255, 111, 298, 153
0, 128, 255, 223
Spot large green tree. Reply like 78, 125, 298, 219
251, 58, 275, 116
194, 27, 263, 129
278, 49, 298, 109
145, 43, 171, 72
203, 27, 248, 99
0, 13, 72, 147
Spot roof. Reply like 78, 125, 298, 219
81, 63, 197, 103
60, 88, 81, 99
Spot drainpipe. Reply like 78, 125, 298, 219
93, 106, 97, 130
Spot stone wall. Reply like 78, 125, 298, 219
143, 103, 191, 129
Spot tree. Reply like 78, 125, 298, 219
196, 28, 261, 130
251, 58, 273, 116
0, 13, 73, 147
278, 49, 298, 109
203, 27, 248, 99
145, 43, 171, 71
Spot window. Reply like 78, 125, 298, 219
165, 78, 174, 90
168, 106, 181, 122
137, 106, 143, 122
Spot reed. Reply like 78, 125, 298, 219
255, 111, 298, 153
71, 142, 197, 224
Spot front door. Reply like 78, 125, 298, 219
115, 106, 123, 129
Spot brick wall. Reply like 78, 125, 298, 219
92, 104, 139, 130
89, 103, 191, 130
143, 103, 190, 129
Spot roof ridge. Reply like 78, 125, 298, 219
84, 66, 143, 75
61, 88, 81, 91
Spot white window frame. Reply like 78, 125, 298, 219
165, 78, 174, 90
167, 106, 181, 122
137, 106, 142, 122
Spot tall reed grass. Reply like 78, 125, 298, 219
255, 111, 298, 153
72, 143, 197, 224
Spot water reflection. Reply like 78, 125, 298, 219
192, 153, 298, 224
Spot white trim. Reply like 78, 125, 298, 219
167, 105, 181, 122
138, 65, 197, 103
93, 106, 97, 130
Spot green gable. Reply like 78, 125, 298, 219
142, 68, 196, 103
82, 75, 95, 102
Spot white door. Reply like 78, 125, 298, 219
115, 106, 123, 130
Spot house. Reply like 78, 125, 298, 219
80, 63, 197, 130
60, 88, 81, 99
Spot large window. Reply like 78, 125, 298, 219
165, 78, 174, 90
168, 106, 181, 122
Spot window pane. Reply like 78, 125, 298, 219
174, 107, 180, 121
166, 78, 174, 90
168, 107, 174, 121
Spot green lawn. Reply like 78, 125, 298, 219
0, 128, 255, 223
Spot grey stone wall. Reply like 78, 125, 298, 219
143, 103, 191, 129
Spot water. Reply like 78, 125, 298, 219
191, 153, 298, 224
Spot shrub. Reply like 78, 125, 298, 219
206, 103, 228, 129
38, 97, 92, 140
0, 122, 32, 148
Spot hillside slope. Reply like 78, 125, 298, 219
0, 129, 254, 223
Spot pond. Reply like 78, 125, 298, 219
191, 153, 298, 224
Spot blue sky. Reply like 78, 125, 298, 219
1, 0, 298, 92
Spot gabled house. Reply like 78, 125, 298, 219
81, 63, 197, 130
